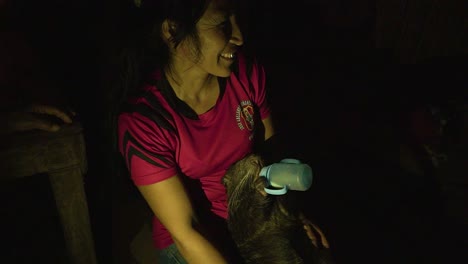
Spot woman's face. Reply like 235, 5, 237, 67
179, 0, 244, 77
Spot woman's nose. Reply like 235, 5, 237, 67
229, 15, 243, 46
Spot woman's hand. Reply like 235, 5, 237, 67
2, 104, 75, 134
301, 216, 330, 249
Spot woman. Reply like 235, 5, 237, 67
115, 0, 328, 263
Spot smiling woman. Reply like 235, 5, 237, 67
106, 0, 279, 263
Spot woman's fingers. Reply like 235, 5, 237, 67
303, 219, 330, 249
29, 118, 61, 132
5, 112, 60, 132
26, 104, 73, 123
303, 223, 318, 247
309, 222, 330, 249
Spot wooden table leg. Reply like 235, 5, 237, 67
49, 167, 97, 264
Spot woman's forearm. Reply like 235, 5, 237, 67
174, 229, 228, 264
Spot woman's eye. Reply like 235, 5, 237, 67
219, 21, 228, 28
219, 20, 232, 35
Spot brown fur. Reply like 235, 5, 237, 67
223, 154, 331, 264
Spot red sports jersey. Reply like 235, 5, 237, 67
118, 53, 271, 249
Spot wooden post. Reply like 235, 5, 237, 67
0, 122, 97, 264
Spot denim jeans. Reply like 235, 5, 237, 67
157, 243, 188, 264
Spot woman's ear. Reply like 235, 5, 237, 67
161, 19, 177, 44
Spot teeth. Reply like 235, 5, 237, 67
222, 53, 234, 59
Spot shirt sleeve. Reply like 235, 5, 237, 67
250, 58, 271, 120
236, 52, 271, 120
118, 111, 178, 186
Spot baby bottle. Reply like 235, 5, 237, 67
259, 158, 313, 195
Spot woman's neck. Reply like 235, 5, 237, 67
164, 65, 220, 115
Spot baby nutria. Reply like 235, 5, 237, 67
222, 153, 334, 264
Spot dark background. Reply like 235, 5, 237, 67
1, 0, 466, 263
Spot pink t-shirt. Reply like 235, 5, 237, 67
118, 53, 270, 249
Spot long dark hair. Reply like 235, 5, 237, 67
102, 0, 211, 172
103, 0, 209, 147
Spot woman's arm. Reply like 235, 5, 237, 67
137, 175, 228, 264
257, 115, 279, 164
0, 104, 74, 135
262, 115, 275, 141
